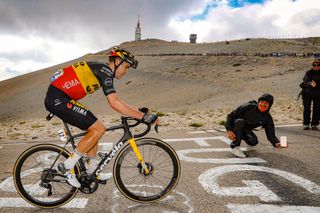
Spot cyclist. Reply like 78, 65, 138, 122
44, 47, 159, 188
225, 94, 281, 158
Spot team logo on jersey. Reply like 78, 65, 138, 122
69, 100, 88, 110
50, 70, 64, 82
62, 79, 80, 90
86, 84, 100, 94
104, 78, 112, 86
101, 67, 113, 75
54, 99, 62, 106
67, 103, 73, 109
72, 106, 87, 116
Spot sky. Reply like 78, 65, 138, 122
0, 0, 319, 81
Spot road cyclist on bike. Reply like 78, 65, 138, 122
44, 47, 159, 188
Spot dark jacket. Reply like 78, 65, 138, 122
225, 94, 279, 146
300, 69, 320, 97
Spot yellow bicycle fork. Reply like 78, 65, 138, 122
128, 138, 150, 175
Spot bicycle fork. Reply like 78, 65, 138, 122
128, 138, 150, 175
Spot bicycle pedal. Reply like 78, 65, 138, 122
98, 180, 107, 184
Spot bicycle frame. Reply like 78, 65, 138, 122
60, 116, 150, 177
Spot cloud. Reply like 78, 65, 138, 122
169, 0, 320, 41
0, 0, 319, 81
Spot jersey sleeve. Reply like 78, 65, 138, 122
87, 62, 116, 96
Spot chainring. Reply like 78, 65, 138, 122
78, 173, 99, 194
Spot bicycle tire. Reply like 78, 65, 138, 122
13, 144, 79, 208
113, 137, 181, 202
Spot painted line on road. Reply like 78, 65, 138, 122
177, 148, 266, 164
275, 124, 302, 128
227, 204, 320, 213
199, 165, 320, 202
186, 124, 302, 134
0, 198, 88, 208
187, 129, 217, 134
164, 136, 230, 147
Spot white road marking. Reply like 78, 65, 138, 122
111, 188, 194, 213
186, 124, 302, 134
187, 129, 217, 134
164, 136, 231, 147
177, 148, 266, 164
0, 198, 88, 208
275, 124, 302, 128
199, 165, 320, 202
226, 204, 320, 213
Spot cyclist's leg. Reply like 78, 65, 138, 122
45, 86, 104, 155
77, 120, 105, 155
81, 121, 112, 181
45, 85, 104, 186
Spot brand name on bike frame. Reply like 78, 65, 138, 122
96, 141, 124, 175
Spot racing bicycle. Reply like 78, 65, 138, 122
13, 114, 181, 208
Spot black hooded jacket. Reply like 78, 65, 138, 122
225, 94, 279, 146
300, 68, 320, 97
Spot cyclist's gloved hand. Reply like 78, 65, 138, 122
142, 113, 158, 124
139, 107, 149, 114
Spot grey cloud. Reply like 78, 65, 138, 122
0, 50, 51, 63
0, 0, 200, 49
290, 8, 320, 27
2, 67, 23, 77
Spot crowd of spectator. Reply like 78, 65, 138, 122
136, 52, 320, 58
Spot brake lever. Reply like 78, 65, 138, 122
155, 124, 159, 133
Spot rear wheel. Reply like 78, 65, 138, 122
114, 138, 181, 202
13, 144, 79, 208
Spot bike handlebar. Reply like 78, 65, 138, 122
106, 116, 158, 138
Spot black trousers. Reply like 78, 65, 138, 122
230, 119, 258, 148
302, 95, 320, 126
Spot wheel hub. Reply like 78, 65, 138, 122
137, 162, 153, 176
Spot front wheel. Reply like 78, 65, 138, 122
13, 144, 79, 208
113, 138, 181, 202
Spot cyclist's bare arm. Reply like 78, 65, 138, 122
106, 93, 144, 119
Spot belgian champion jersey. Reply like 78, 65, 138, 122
50, 61, 115, 100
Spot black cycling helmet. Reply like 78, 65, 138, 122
108, 47, 138, 69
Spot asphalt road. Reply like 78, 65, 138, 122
0, 125, 319, 212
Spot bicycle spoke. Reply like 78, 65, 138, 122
14, 145, 78, 208
122, 172, 141, 183
115, 139, 180, 202
122, 157, 138, 168
155, 156, 172, 169
150, 146, 160, 164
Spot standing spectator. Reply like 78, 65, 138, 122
300, 59, 320, 130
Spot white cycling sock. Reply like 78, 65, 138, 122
64, 149, 82, 170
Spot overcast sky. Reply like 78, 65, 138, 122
0, 0, 319, 81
